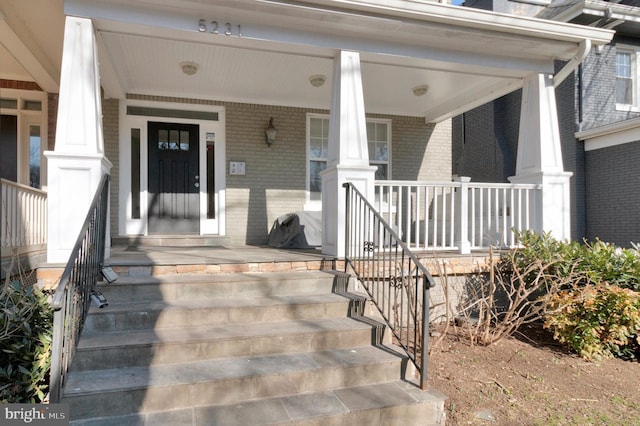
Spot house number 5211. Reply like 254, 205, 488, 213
198, 19, 242, 37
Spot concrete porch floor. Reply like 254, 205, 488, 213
107, 244, 330, 267
37, 240, 493, 287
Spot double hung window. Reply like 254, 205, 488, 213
306, 114, 390, 206
616, 50, 635, 107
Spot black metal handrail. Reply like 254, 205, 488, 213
343, 182, 436, 390
49, 174, 110, 403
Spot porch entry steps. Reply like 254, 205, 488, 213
62, 262, 446, 425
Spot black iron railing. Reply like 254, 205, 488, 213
343, 182, 436, 390
49, 174, 110, 402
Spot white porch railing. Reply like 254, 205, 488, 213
374, 178, 541, 253
1, 179, 48, 253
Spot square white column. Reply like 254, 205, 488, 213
321, 51, 376, 257
45, 17, 111, 263
510, 73, 572, 241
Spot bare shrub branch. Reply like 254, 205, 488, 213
453, 246, 584, 346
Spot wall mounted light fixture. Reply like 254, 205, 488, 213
265, 117, 277, 146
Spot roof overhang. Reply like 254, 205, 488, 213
2, 0, 614, 122
537, 0, 640, 34
0, 0, 63, 93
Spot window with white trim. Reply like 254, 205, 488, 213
306, 114, 391, 206
367, 120, 390, 180
0, 89, 46, 189
308, 115, 329, 203
616, 49, 635, 107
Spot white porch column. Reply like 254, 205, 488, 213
321, 51, 377, 257
509, 73, 571, 241
44, 16, 112, 263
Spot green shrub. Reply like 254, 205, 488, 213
544, 284, 640, 361
578, 240, 640, 291
0, 279, 53, 402
497, 232, 640, 360
509, 231, 640, 291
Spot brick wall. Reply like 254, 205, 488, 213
455, 1, 640, 244
102, 98, 119, 239
585, 141, 640, 247
114, 95, 451, 245
47, 94, 58, 151
452, 101, 509, 182
225, 103, 311, 244
451, 68, 586, 241
555, 62, 586, 240
581, 42, 640, 131
0, 79, 42, 91
390, 116, 451, 181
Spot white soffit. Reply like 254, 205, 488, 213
0, 0, 63, 92
0, 42, 29, 82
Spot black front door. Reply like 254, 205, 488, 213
148, 122, 200, 234
0, 115, 18, 181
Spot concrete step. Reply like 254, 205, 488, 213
70, 317, 378, 372
63, 266, 446, 425
96, 270, 338, 302
84, 293, 353, 333
68, 381, 446, 425
64, 346, 409, 420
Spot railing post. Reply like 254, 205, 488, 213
420, 275, 430, 390
49, 307, 64, 402
343, 183, 351, 263
454, 176, 471, 254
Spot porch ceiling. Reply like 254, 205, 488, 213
2, 0, 614, 123
97, 30, 519, 120
0, 0, 64, 92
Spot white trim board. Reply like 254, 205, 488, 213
576, 117, 640, 151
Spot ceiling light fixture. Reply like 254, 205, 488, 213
180, 61, 199, 76
412, 85, 429, 96
309, 75, 326, 87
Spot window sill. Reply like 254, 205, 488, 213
615, 104, 640, 113
304, 201, 322, 212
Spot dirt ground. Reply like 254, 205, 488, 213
427, 323, 640, 426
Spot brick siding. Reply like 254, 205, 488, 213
47, 94, 58, 151
451, 94, 518, 183
0, 79, 42, 91
585, 141, 640, 247
452, 65, 588, 241
109, 95, 451, 245
102, 98, 120, 239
